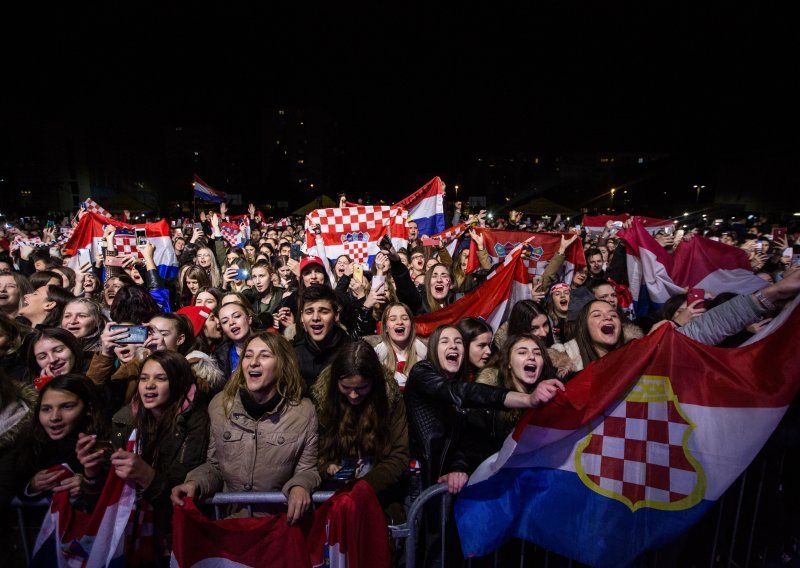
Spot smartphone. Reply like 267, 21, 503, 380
235, 268, 249, 280
755, 240, 763, 252
46, 220, 55, 228
104, 256, 126, 267
77, 247, 91, 266
610, 221, 624, 229
372, 274, 385, 289
353, 264, 364, 283
792, 245, 800, 267
772, 227, 787, 244
289, 243, 302, 261
687, 288, 705, 309
135, 227, 148, 246
332, 466, 356, 480
193, 222, 203, 232
93, 440, 116, 460
109, 325, 148, 344
663, 225, 675, 235
421, 237, 438, 247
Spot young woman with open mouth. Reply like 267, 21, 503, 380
312, 340, 409, 523
419, 263, 453, 313
475, 333, 565, 454
372, 302, 426, 389
0, 270, 33, 320
17, 374, 103, 501
18, 284, 73, 329
545, 282, 572, 343
77, 351, 208, 562
171, 332, 320, 524
214, 301, 254, 382
29, 327, 85, 380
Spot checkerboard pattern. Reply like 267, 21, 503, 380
579, 399, 698, 506
344, 240, 369, 264
84, 198, 111, 218
307, 206, 406, 234
114, 235, 144, 260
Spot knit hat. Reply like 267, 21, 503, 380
299, 254, 325, 273
176, 305, 212, 337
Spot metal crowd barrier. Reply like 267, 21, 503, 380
9, 441, 796, 567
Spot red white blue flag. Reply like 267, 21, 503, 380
618, 218, 767, 313
63, 212, 179, 280
414, 241, 533, 337
464, 228, 587, 283
192, 175, 227, 203
393, 176, 446, 238
305, 205, 408, 268
31, 435, 139, 567
455, 299, 800, 567
584, 214, 673, 236
170, 480, 391, 567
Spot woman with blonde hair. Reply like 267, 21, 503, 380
171, 332, 320, 522
194, 246, 222, 288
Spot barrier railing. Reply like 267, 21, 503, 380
9, 438, 796, 567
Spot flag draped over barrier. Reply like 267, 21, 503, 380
455, 300, 800, 567
618, 218, 767, 313
63, 212, 179, 280
170, 480, 391, 568
414, 242, 533, 336
305, 205, 408, 268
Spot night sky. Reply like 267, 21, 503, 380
3, 4, 798, 207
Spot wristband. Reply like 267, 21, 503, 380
753, 290, 775, 311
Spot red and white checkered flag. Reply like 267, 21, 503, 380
83, 198, 112, 218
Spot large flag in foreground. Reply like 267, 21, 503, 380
464, 228, 586, 283
305, 205, 408, 268
455, 300, 800, 567
393, 176, 446, 237
170, 480, 391, 567
31, 442, 138, 566
618, 218, 767, 314
64, 212, 179, 280
414, 242, 533, 336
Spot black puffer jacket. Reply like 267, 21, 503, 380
404, 360, 509, 488
293, 325, 351, 390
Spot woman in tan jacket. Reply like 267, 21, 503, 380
171, 331, 321, 524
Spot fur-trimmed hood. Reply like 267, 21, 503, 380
0, 379, 37, 451
185, 350, 226, 395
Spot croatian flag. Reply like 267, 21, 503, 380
220, 221, 245, 247
463, 229, 587, 284
455, 301, 800, 567
193, 175, 227, 203
170, 480, 391, 568
393, 176, 446, 238
618, 219, 766, 314
430, 222, 469, 259
63, 212, 179, 280
414, 241, 533, 337
584, 214, 673, 236
81, 197, 113, 219
304, 205, 408, 268
31, 444, 138, 567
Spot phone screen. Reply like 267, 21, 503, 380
77, 248, 91, 266
110, 325, 148, 344
135, 228, 147, 246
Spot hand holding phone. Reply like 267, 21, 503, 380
135, 227, 148, 246
109, 324, 148, 344
421, 237, 438, 247
687, 288, 705, 309
104, 256, 126, 268
352, 264, 364, 283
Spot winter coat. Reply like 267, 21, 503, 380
106, 402, 209, 509
311, 366, 409, 522
184, 390, 321, 517
404, 360, 509, 488
0, 380, 37, 506
293, 326, 351, 390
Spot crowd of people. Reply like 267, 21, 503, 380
1, 200, 799, 566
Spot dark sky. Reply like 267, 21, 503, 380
3, 4, 798, 204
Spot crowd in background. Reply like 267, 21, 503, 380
1, 198, 799, 567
